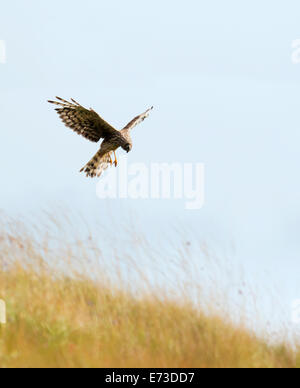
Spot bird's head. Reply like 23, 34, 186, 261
123, 143, 132, 153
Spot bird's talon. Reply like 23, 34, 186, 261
113, 151, 118, 167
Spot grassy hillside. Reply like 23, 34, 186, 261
0, 214, 299, 368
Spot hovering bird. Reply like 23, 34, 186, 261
48, 97, 153, 178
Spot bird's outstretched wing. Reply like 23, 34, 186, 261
121, 106, 154, 133
48, 97, 118, 143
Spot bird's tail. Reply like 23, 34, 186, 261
80, 150, 113, 178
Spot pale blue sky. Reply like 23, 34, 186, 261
1, 0, 300, 334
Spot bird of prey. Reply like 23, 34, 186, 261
48, 97, 153, 178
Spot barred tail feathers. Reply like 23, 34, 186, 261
80, 150, 113, 178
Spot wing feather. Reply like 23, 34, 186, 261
48, 97, 118, 143
121, 106, 153, 133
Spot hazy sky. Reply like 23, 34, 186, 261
1, 0, 300, 334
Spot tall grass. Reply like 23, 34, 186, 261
0, 212, 299, 368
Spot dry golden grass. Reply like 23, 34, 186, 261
0, 212, 299, 368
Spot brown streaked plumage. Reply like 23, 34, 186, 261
48, 97, 153, 178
